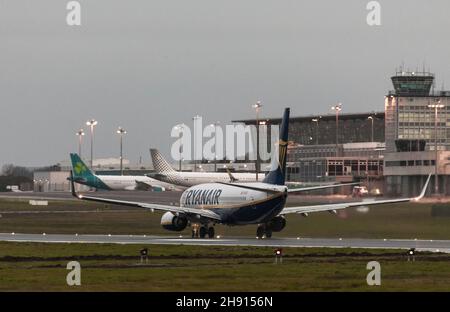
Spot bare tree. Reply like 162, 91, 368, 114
1, 164, 32, 179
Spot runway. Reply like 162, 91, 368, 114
1, 233, 449, 253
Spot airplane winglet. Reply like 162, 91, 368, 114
69, 170, 79, 198
413, 173, 432, 201
226, 168, 238, 183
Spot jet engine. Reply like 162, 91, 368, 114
267, 216, 286, 232
160, 211, 188, 231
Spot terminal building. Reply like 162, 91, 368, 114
237, 69, 450, 197
286, 142, 384, 184
235, 111, 384, 147
235, 112, 385, 186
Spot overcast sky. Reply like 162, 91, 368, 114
1, 0, 450, 167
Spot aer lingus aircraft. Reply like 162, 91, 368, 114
71, 108, 431, 238
69, 153, 176, 191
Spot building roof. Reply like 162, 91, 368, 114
233, 111, 385, 124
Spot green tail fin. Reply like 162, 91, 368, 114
70, 153, 94, 178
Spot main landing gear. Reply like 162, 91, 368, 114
256, 224, 272, 239
191, 225, 215, 239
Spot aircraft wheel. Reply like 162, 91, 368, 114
256, 225, 265, 239
199, 226, 207, 238
265, 229, 273, 238
208, 227, 215, 239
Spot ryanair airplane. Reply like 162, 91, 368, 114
71, 108, 431, 239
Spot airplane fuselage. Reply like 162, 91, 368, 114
73, 175, 171, 191
155, 172, 263, 188
180, 182, 288, 225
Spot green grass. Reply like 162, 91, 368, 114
1, 198, 450, 239
0, 242, 450, 291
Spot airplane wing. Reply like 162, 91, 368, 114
287, 182, 360, 193
280, 174, 431, 215
145, 173, 168, 179
69, 172, 221, 221
135, 180, 169, 191
214, 181, 359, 195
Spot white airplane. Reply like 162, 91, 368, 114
149, 148, 261, 187
69, 153, 177, 191
71, 108, 431, 238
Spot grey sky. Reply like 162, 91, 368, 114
1, 0, 450, 167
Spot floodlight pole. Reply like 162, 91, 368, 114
75, 129, 85, 157
428, 100, 444, 196
116, 127, 127, 176
86, 119, 98, 170
253, 101, 262, 181
331, 103, 342, 157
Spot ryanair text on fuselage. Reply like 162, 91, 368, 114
184, 189, 222, 206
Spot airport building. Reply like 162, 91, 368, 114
286, 142, 385, 184
33, 171, 72, 192
234, 111, 384, 147
235, 112, 386, 189
384, 70, 450, 196
29, 69, 450, 197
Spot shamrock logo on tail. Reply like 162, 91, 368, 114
74, 162, 87, 175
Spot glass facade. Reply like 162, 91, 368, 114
396, 97, 450, 150
286, 143, 385, 182
235, 112, 385, 147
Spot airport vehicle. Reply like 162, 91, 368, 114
149, 148, 261, 187
352, 186, 369, 197
69, 153, 176, 191
71, 108, 431, 238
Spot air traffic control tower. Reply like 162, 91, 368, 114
391, 71, 434, 96
385, 70, 450, 153
384, 69, 450, 196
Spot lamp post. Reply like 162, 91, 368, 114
86, 119, 98, 169
428, 100, 444, 195
368, 116, 374, 142
312, 118, 320, 145
192, 115, 202, 172
75, 129, 85, 157
116, 127, 127, 176
252, 100, 262, 181
174, 124, 185, 171
331, 103, 342, 157
209, 122, 220, 172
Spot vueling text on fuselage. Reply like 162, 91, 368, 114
184, 189, 222, 206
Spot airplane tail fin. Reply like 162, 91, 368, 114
262, 108, 290, 186
150, 149, 177, 173
70, 153, 95, 178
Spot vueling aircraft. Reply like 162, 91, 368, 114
71, 108, 431, 238
69, 153, 176, 191
149, 148, 262, 187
